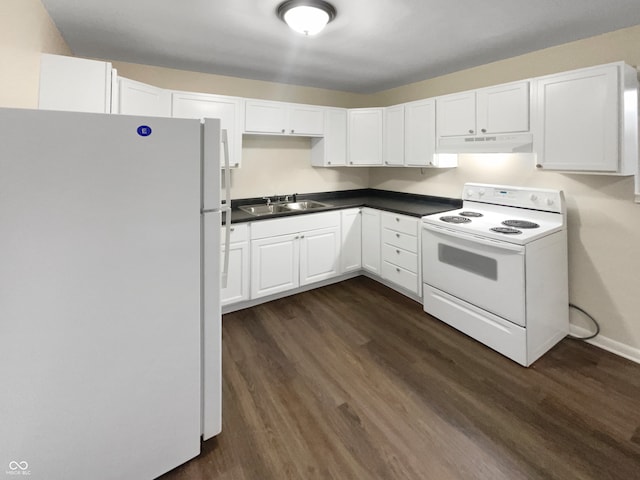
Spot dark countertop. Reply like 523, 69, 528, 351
224, 189, 462, 223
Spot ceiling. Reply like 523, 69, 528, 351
40, 0, 640, 94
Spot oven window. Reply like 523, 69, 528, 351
438, 244, 498, 280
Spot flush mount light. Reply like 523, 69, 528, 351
276, 0, 337, 36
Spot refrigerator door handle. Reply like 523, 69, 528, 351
221, 129, 231, 288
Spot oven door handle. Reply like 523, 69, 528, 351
422, 223, 525, 253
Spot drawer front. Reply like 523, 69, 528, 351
381, 212, 418, 236
221, 223, 249, 243
382, 244, 418, 273
382, 228, 418, 253
382, 261, 419, 294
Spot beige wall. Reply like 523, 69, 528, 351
0, 0, 71, 108
368, 25, 640, 356
231, 135, 369, 198
2, 1, 639, 357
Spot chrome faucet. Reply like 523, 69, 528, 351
262, 196, 272, 206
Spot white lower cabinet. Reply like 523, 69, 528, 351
251, 233, 299, 298
380, 212, 420, 295
299, 226, 340, 285
250, 212, 340, 299
361, 208, 381, 274
221, 224, 250, 306
341, 208, 362, 273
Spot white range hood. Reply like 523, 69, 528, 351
436, 132, 533, 154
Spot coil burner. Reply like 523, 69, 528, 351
490, 226, 522, 235
502, 220, 540, 229
459, 211, 483, 217
440, 216, 471, 224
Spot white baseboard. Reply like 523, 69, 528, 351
570, 325, 640, 365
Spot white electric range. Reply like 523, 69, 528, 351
421, 183, 569, 366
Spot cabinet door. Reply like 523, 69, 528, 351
436, 91, 476, 136
361, 208, 381, 274
221, 242, 249, 306
383, 105, 405, 166
341, 208, 362, 273
39, 54, 112, 113
404, 99, 436, 167
299, 226, 340, 286
476, 81, 529, 134
172, 92, 243, 168
534, 65, 619, 172
348, 108, 383, 165
117, 78, 171, 117
244, 100, 287, 134
288, 104, 324, 136
251, 234, 299, 298
311, 108, 347, 166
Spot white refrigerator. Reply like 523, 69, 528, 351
0, 108, 226, 479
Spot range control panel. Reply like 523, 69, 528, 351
462, 183, 565, 214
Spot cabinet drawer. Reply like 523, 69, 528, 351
382, 261, 418, 294
221, 223, 249, 243
382, 228, 418, 253
381, 212, 418, 235
382, 244, 418, 273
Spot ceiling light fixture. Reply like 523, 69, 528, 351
276, 0, 337, 36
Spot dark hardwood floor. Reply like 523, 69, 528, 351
160, 276, 640, 480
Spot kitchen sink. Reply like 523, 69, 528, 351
238, 200, 332, 216
239, 204, 291, 216
281, 200, 330, 210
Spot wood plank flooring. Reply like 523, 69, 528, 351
160, 276, 640, 480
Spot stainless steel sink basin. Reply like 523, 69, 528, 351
281, 200, 330, 210
239, 204, 291, 216
238, 200, 331, 216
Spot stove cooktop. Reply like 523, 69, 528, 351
422, 184, 567, 245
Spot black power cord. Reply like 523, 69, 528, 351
567, 303, 601, 340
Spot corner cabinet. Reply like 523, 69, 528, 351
244, 100, 324, 136
348, 108, 384, 165
340, 208, 362, 273
383, 105, 405, 166
172, 92, 244, 168
311, 108, 347, 166
532, 62, 638, 175
116, 78, 171, 117
361, 208, 381, 274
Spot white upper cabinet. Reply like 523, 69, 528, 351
172, 91, 243, 168
383, 105, 405, 166
244, 99, 324, 136
532, 62, 638, 175
436, 81, 530, 136
348, 108, 384, 165
39, 54, 113, 114
311, 108, 348, 166
436, 91, 476, 137
404, 98, 446, 167
116, 78, 171, 117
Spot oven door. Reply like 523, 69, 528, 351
422, 223, 526, 326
